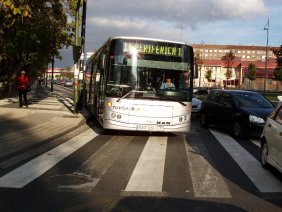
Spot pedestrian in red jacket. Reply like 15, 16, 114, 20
17, 70, 29, 107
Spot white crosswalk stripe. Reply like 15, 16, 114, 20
125, 136, 167, 192
250, 139, 261, 147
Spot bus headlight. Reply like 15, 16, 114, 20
107, 101, 112, 107
179, 117, 183, 122
111, 113, 116, 118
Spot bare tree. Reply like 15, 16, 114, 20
194, 50, 204, 87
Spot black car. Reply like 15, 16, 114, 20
193, 87, 209, 95
199, 89, 274, 138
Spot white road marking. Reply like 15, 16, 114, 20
250, 139, 261, 148
185, 134, 231, 198
0, 128, 99, 188
210, 129, 282, 193
125, 136, 167, 192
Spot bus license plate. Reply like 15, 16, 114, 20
137, 125, 164, 131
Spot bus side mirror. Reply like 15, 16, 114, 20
99, 54, 105, 69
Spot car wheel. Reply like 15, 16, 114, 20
261, 142, 269, 169
200, 113, 209, 128
232, 121, 244, 138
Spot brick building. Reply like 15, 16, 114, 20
192, 44, 280, 91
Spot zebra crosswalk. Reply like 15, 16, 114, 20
0, 126, 281, 198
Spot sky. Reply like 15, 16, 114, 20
55, 0, 282, 68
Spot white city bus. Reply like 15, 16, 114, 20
84, 37, 194, 132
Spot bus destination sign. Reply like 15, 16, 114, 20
123, 42, 183, 57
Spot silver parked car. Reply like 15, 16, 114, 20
261, 96, 282, 173
64, 80, 73, 87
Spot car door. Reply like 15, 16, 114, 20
266, 104, 282, 167
217, 92, 234, 129
206, 90, 223, 125
273, 105, 282, 168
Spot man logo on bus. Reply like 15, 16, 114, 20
157, 121, 171, 125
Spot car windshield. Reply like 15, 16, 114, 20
233, 93, 273, 108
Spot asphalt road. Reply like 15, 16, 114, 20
0, 90, 281, 211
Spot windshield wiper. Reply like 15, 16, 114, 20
177, 101, 187, 106
116, 90, 187, 106
116, 90, 147, 102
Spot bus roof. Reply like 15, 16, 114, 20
107, 36, 187, 46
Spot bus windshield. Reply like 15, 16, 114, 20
106, 39, 192, 100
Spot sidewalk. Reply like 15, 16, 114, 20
0, 84, 91, 167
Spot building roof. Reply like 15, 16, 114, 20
193, 44, 279, 51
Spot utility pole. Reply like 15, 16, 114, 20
73, 0, 87, 113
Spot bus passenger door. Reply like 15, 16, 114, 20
97, 52, 107, 124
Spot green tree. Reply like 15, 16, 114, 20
273, 45, 282, 66
273, 45, 282, 92
205, 68, 212, 87
247, 63, 256, 87
273, 67, 282, 81
0, 0, 77, 96
221, 50, 235, 88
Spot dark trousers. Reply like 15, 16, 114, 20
18, 88, 28, 107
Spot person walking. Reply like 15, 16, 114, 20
17, 70, 29, 108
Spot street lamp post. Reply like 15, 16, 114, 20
263, 19, 269, 93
